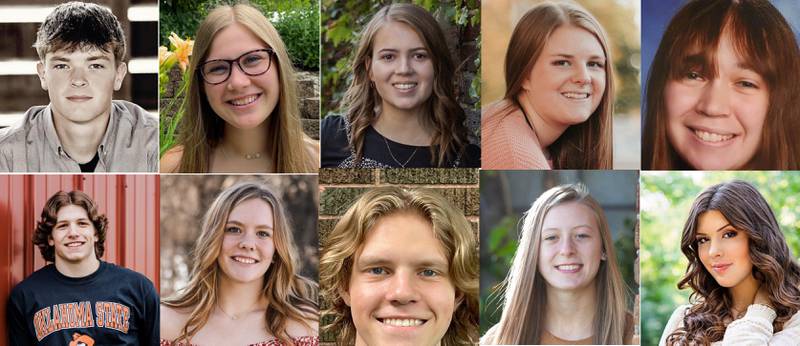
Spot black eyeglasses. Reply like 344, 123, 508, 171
197, 48, 274, 85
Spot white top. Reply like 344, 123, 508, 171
659, 304, 800, 345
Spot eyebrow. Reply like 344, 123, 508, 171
681, 54, 758, 73
225, 220, 273, 230
357, 254, 448, 268
50, 55, 111, 62
543, 224, 595, 232
696, 223, 733, 236
549, 53, 605, 61
376, 47, 428, 53
55, 217, 89, 224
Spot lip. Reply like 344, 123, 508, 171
711, 263, 733, 274
376, 315, 428, 329
391, 82, 418, 93
560, 91, 591, 100
226, 93, 262, 108
554, 263, 583, 273
687, 125, 738, 146
66, 95, 93, 102
231, 255, 260, 264
64, 241, 86, 248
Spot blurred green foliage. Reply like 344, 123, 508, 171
321, 0, 480, 118
641, 172, 800, 346
159, 0, 320, 70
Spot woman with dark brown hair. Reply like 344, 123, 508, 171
481, 1, 614, 169
642, 0, 800, 170
660, 180, 800, 345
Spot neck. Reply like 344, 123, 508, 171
217, 274, 267, 317
52, 109, 110, 163
730, 274, 759, 313
55, 256, 101, 278
544, 282, 597, 340
517, 93, 568, 149
373, 105, 432, 146
221, 122, 272, 157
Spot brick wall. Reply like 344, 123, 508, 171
318, 168, 479, 344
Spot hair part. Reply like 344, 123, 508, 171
33, 190, 108, 263
667, 180, 800, 344
643, 0, 800, 169
502, 1, 613, 169
175, 4, 316, 173
162, 182, 318, 345
320, 186, 479, 345
485, 183, 628, 344
341, 3, 469, 167
34, 1, 126, 64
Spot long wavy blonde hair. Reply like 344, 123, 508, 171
320, 187, 479, 345
173, 4, 316, 172
162, 182, 318, 345
340, 3, 469, 167
483, 184, 629, 344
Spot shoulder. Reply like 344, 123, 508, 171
481, 103, 547, 169
160, 304, 192, 341
10, 265, 56, 295
0, 105, 47, 145
113, 100, 158, 127
103, 262, 156, 290
160, 145, 184, 173
321, 114, 347, 129
659, 304, 691, 345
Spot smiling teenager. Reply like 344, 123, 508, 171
0, 2, 158, 172
660, 181, 800, 345
160, 182, 318, 346
642, 0, 800, 170
481, 1, 614, 170
482, 184, 633, 345
320, 187, 479, 346
7, 191, 159, 344
320, 3, 480, 168
159, 4, 318, 173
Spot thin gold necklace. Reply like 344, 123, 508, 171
383, 136, 418, 168
220, 144, 263, 160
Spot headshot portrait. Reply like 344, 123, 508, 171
318, 169, 480, 346
641, 172, 800, 345
0, 1, 159, 172
480, 0, 641, 170
641, 0, 800, 170
159, 176, 319, 345
2, 175, 160, 344
159, 1, 320, 173
480, 171, 639, 344
320, 1, 481, 168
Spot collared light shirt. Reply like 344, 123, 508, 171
0, 100, 158, 172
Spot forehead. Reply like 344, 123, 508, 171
357, 211, 448, 263
696, 209, 731, 233
56, 204, 90, 221
46, 45, 114, 61
227, 198, 274, 225
541, 201, 598, 230
541, 24, 604, 58
207, 23, 270, 60
372, 20, 426, 52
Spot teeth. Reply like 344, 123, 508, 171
232, 256, 256, 264
695, 130, 733, 142
562, 92, 589, 99
393, 83, 417, 90
556, 264, 581, 271
229, 94, 258, 106
66, 242, 83, 247
382, 318, 423, 327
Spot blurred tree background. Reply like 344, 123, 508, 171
641, 171, 800, 346
159, 175, 319, 297
321, 0, 481, 139
481, 0, 641, 168
160, 0, 320, 71
480, 170, 638, 336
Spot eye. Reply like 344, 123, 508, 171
78, 221, 91, 227
256, 230, 271, 238
552, 60, 570, 67
413, 52, 429, 60
543, 235, 558, 241
53, 64, 69, 70
204, 63, 229, 76
380, 53, 395, 62
685, 71, 704, 81
588, 61, 605, 68
242, 54, 265, 67
696, 237, 709, 245
723, 230, 738, 239
736, 80, 759, 89
576, 233, 591, 239
89, 63, 105, 69
224, 226, 241, 234
367, 267, 387, 275
419, 269, 438, 277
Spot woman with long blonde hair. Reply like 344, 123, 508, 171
482, 184, 632, 344
160, 182, 318, 345
320, 3, 480, 168
482, 1, 614, 169
160, 4, 318, 173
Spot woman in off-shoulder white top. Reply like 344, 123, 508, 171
659, 181, 800, 345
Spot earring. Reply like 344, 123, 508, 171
601, 252, 607, 261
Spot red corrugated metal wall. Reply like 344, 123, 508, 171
0, 174, 159, 344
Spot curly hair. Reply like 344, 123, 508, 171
162, 182, 318, 345
667, 180, 800, 344
320, 187, 479, 345
33, 190, 108, 263
341, 3, 470, 167
482, 183, 629, 344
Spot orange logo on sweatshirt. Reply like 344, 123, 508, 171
69, 332, 94, 346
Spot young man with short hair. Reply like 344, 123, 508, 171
0, 2, 157, 172
6, 190, 159, 345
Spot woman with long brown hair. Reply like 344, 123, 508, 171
660, 180, 800, 345
481, 1, 614, 169
160, 4, 318, 173
160, 182, 318, 345
642, 0, 800, 170
482, 184, 633, 344
320, 3, 480, 168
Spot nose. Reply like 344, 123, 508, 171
226, 63, 252, 90
696, 80, 731, 117
238, 231, 256, 251
70, 68, 87, 87
396, 56, 413, 75
707, 239, 723, 259
66, 223, 80, 237
558, 237, 576, 256
571, 65, 591, 86
386, 271, 419, 304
